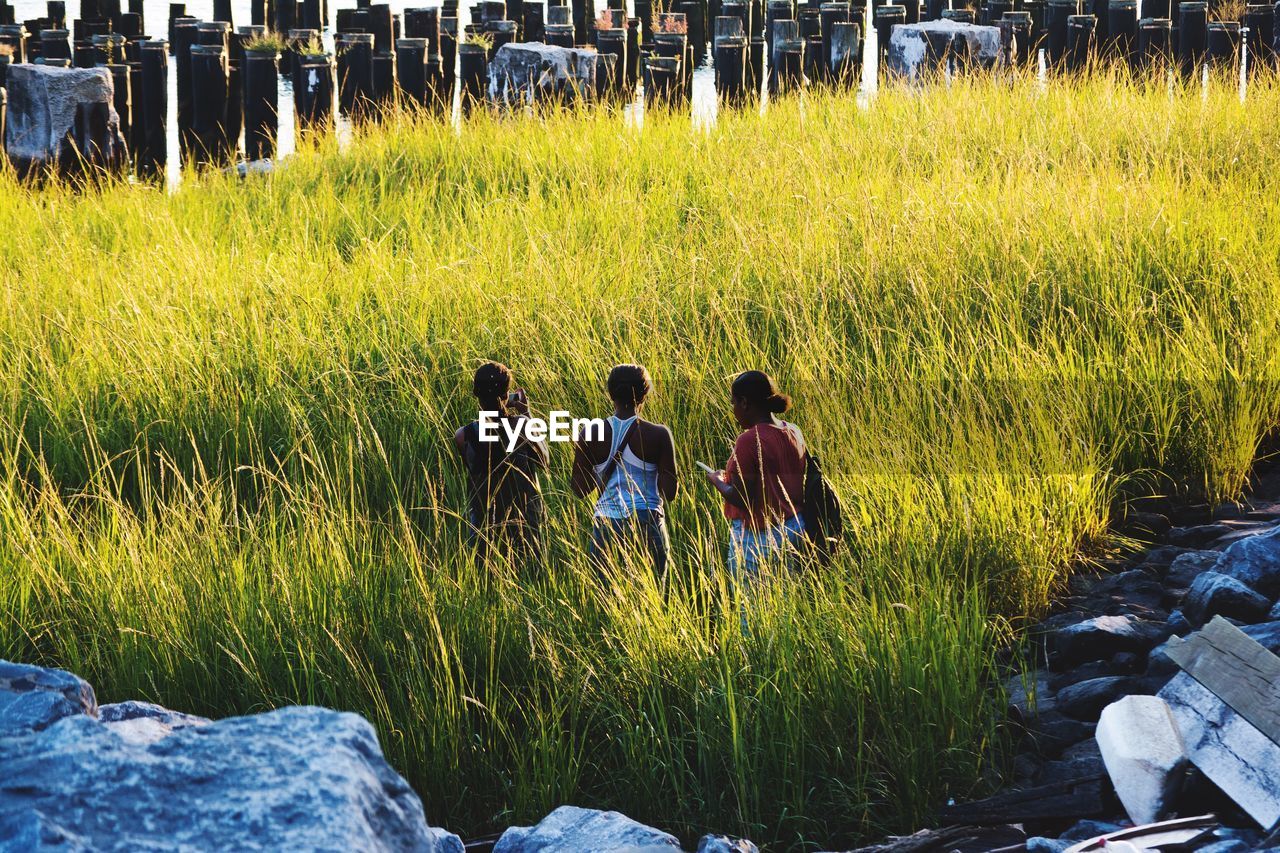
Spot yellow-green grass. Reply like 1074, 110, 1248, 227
1, 70, 1278, 847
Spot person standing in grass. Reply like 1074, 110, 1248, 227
454, 361, 548, 567
571, 364, 678, 577
703, 370, 807, 576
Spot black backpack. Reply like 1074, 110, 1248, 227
802, 450, 843, 563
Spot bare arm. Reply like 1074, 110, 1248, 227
571, 439, 599, 498
656, 425, 678, 503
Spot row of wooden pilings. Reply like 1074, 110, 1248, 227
1, 0, 1275, 178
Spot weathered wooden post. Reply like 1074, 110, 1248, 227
336, 32, 373, 118
1242, 4, 1273, 74
294, 53, 335, 134
458, 39, 486, 114
1106, 0, 1136, 63
48, 0, 66, 28
1137, 16, 1171, 65
189, 42, 229, 165
1065, 12, 1095, 68
242, 39, 277, 160
440, 16, 457, 92
1177, 0, 1206, 78
829, 19, 859, 82
715, 32, 747, 103
396, 36, 427, 104
137, 38, 166, 176
1045, 0, 1078, 65
172, 17, 198, 156
1205, 19, 1238, 72
765, 0, 791, 57
596, 26, 626, 93
644, 54, 680, 105
770, 17, 803, 91
40, 28, 69, 60
213, 0, 233, 26
0, 23, 27, 62
819, 1, 848, 75
1002, 10, 1034, 63
679, 0, 708, 63
874, 4, 905, 63
168, 4, 185, 51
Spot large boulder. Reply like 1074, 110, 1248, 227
1049, 614, 1168, 669
1095, 695, 1187, 825
0, 705, 442, 852
493, 806, 681, 853
0, 661, 96, 733
884, 20, 1003, 80
1183, 571, 1270, 627
487, 43, 598, 104
4, 64, 128, 178
1211, 525, 1280, 597
98, 700, 211, 746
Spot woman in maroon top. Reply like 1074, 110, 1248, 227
704, 370, 808, 575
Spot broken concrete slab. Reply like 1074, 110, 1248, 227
884, 20, 1004, 80
1159, 672, 1280, 829
1096, 695, 1188, 825
487, 42, 598, 105
3, 63, 127, 178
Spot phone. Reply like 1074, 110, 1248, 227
507, 390, 524, 405
695, 461, 718, 475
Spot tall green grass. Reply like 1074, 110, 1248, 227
2, 71, 1279, 847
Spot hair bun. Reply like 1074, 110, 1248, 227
767, 393, 791, 414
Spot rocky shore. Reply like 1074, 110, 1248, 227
6, 475, 1280, 851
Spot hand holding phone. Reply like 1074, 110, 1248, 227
506, 388, 529, 415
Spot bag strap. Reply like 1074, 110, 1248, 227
596, 418, 637, 494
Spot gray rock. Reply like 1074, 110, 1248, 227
430, 827, 466, 853
1059, 819, 1126, 841
1270, 600, 1280, 621
1070, 568, 1165, 615
494, 806, 681, 853
1024, 837, 1070, 853
1241, 619, 1280, 653
1184, 571, 1270, 627
1166, 550, 1221, 588
0, 706, 440, 852
1056, 676, 1133, 721
1212, 526, 1280, 597
1095, 695, 1187, 824
1050, 615, 1168, 668
0, 810, 91, 852
1167, 522, 1236, 547
884, 20, 1004, 79
1195, 842, 1251, 853
1167, 608, 1192, 635
1146, 639, 1179, 677
98, 700, 211, 745
487, 43, 598, 104
1005, 669, 1054, 720
697, 835, 759, 853
0, 661, 96, 732
1028, 712, 1095, 758
3, 64, 127, 177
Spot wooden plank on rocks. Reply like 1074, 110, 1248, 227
1158, 672, 1280, 830
1163, 615, 1280, 749
938, 775, 1106, 825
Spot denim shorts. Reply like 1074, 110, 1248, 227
726, 515, 806, 577
589, 509, 670, 577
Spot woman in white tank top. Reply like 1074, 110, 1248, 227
571, 365, 679, 577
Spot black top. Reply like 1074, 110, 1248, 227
461, 417, 548, 529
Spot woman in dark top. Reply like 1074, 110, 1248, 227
453, 361, 548, 568
703, 370, 807, 576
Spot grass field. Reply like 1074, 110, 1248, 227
2, 70, 1279, 848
